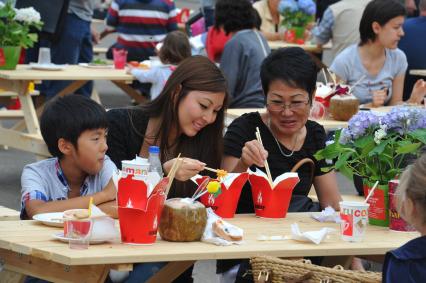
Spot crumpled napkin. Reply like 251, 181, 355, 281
202, 208, 243, 246
291, 223, 335, 245
89, 204, 119, 241
311, 206, 341, 223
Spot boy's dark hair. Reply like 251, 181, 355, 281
252, 7, 262, 30
260, 47, 318, 101
215, 0, 256, 34
359, 0, 406, 45
40, 95, 108, 158
159, 31, 191, 65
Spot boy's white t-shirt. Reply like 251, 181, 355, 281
131, 64, 175, 100
20, 155, 116, 219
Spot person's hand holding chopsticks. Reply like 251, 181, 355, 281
163, 157, 206, 181
240, 139, 269, 168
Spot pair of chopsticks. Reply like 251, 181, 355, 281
164, 153, 183, 196
255, 127, 273, 187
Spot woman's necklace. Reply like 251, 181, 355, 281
267, 118, 299, 158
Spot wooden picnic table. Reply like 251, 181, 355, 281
409, 69, 426, 76
0, 65, 145, 157
268, 41, 322, 53
0, 213, 418, 283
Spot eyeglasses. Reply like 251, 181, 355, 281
266, 100, 310, 112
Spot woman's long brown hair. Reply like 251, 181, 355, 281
132, 56, 228, 197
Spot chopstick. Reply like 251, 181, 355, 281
165, 153, 183, 196
204, 166, 219, 173
255, 127, 273, 188
349, 75, 366, 94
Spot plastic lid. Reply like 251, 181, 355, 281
148, 146, 160, 154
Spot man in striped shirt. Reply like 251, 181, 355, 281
106, 0, 178, 62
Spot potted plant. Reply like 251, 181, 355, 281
315, 107, 426, 227
278, 0, 316, 43
0, 1, 42, 70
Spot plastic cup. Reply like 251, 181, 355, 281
38, 47, 51, 65
339, 201, 370, 242
113, 48, 127, 69
65, 219, 92, 249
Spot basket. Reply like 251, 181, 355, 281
250, 256, 381, 283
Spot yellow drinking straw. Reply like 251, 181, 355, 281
88, 197, 93, 217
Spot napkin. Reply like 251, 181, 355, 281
88, 204, 119, 241
202, 208, 243, 246
311, 206, 341, 223
291, 223, 335, 245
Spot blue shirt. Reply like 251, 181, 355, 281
312, 8, 334, 45
383, 235, 426, 283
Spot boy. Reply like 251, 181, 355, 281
21, 95, 117, 220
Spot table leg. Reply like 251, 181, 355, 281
112, 81, 148, 104
146, 261, 195, 283
0, 249, 110, 283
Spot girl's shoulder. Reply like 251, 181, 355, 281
386, 48, 407, 64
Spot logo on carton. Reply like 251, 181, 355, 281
340, 213, 353, 236
208, 194, 215, 206
342, 208, 368, 217
124, 167, 148, 176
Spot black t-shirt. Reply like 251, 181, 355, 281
224, 112, 328, 213
106, 108, 149, 169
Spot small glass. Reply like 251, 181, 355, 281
65, 219, 92, 249
38, 47, 51, 65
113, 48, 127, 69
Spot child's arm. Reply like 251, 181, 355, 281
24, 185, 116, 219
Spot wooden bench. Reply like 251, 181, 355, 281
0, 206, 22, 283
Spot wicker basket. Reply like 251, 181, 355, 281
250, 256, 381, 283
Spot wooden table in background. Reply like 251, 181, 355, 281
0, 65, 144, 157
0, 213, 417, 283
267, 41, 322, 53
226, 108, 348, 131
409, 69, 426, 76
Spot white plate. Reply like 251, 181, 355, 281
52, 232, 107, 244
33, 212, 64, 227
79, 62, 114, 69
29, 63, 67, 71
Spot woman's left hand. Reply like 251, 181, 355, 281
163, 158, 206, 182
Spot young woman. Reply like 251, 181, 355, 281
107, 55, 228, 198
383, 153, 426, 282
107, 55, 228, 282
330, 0, 426, 107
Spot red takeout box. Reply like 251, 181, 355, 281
249, 169, 299, 218
117, 174, 168, 244
194, 173, 248, 218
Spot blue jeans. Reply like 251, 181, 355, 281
125, 262, 167, 283
26, 13, 93, 99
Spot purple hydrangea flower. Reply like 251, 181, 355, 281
279, 0, 299, 13
381, 107, 426, 134
345, 111, 380, 140
297, 0, 316, 15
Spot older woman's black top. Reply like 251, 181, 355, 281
106, 108, 149, 169
224, 112, 329, 213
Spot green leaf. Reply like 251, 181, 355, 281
396, 142, 421, 154
368, 138, 392, 156
408, 129, 426, 144
335, 152, 352, 170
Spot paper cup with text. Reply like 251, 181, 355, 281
121, 157, 150, 177
339, 201, 370, 242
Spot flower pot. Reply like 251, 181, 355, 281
363, 180, 389, 227
0, 46, 21, 70
284, 26, 305, 43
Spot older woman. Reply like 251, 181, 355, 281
223, 47, 341, 213
219, 47, 342, 282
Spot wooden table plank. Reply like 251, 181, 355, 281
409, 69, 426, 76
0, 65, 134, 81
0, 214, 418, 267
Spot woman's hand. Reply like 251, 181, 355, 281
163, 158, 206, 181
409, 79, 426, 104
240, 140, 268, 168
371, 88, 388, 107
